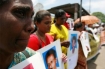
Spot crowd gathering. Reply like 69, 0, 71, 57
0, 0, 104, 69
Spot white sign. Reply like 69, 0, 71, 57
38, 39, 64, 69
66, 18, 74, 30
80, 31, 91, 58
67, 31, 79, 69
10, 52, 46, 69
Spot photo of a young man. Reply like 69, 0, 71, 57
70, 34, 77, 54
42, 46, 59, 69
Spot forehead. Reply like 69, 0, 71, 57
13, 0, 32, 4
43, 16, 51, 20
12, 0, 31, 3
47, 54, 55, 61
57, 15, 66, 19
10, 0, 33, 8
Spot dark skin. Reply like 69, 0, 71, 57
55, 14, 70, 48
35, 15, 51, 43
55, 14, 66, 30
0, 0, 34, 68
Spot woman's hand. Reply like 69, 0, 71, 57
61, 40, 70, 48
62, 53, 67, 63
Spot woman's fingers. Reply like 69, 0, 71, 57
62, 53, 67, 63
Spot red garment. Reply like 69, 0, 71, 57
28, 34, 53, 51
63, 22, 70, 30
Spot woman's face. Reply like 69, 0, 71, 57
36, 16, 51, 33
55, 14, 66, 25
0, 0, 34, 53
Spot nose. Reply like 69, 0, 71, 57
25, 20, 35, 34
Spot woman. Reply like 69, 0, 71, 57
0, 0, 36, 68
74, 23, 87, 69
49, 9, 70, 55
49, 9, 70, 69
28, 10, 67, 64
28, 10, 53, 50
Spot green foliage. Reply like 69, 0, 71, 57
92, 12, 105, 23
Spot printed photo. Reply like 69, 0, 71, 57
42, 46, 59, 69
23, 63, 34, 69
70, 34, 78, 54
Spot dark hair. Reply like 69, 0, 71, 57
33, 10, 51, 32
34, 10, 51, 23
73, 22, 83, 30
45, 49, 56, 63
72, 36, 76, 42
0, 0, 8, 7
55, 9, 65, 19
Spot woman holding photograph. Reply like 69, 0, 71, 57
74, 22, 87, 69
49, 9, 70, 55
48, 9, 70, 69
0, 0, 36, 68
28, 10, 67, 65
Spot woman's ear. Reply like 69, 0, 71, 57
34, 21, 38, 26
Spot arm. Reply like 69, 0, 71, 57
61, 40, 70, 48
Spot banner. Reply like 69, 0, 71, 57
80, 31, 91, 58
67, 31, 79, 69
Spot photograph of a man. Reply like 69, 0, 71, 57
70, 34, 77, 54
42, 47, 59, 69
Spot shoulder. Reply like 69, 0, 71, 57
61, 25, 68, 30
49, 24, 56, 35
10, 47, 36, 68
29, 34, 38, 41
30, 34, 37, 38
46, 33, 54, 41
61, 25, 68, 32
25, 47, 36, 56
51, 24, 55, 26
19, 47, 36, 60
51, 24, 55, 29
18, 47, 36, 60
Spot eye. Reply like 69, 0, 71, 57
12, 8, 26, 18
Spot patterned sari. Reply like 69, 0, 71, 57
8, 47, 36, 68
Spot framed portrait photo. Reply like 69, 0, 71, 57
67, 31, 79, 69
38, 39, 64, 69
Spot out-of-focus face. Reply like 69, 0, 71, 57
72, 40, 76, 47
77, 27, 83, 32
36, 15, 51, 33
76, 24, 85, 32
56, 14, 66, 25
0, 0, 34, 53
46, 54, 57, 69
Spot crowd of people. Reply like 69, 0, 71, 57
0, 0, 104, 69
